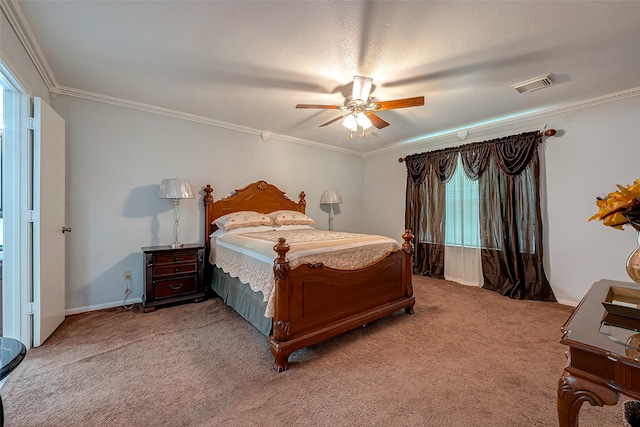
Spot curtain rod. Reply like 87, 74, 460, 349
397, 129, 557, 163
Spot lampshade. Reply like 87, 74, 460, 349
320, 190, 343, 205
342, 114, 358, 132
356, 112, 372, 130
158, 178, 195, 199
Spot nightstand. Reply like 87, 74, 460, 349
141, 244, 205, 312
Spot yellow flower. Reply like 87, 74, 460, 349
601, 211, 628, 230
618, 179, 640, 199
589, 179, 640, 231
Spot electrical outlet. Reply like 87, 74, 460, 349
124, 270, 132, 281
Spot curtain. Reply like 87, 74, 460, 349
404, 131, 556, 301
405, 150, 457, 278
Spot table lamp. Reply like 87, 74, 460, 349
320, 190, 342, 231
158, 178, 195, 248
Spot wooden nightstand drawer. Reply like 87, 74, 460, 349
142, 244, 205, 312
153, 276, 197, 299
154, 252, 198, 265
154, 263, 197, 277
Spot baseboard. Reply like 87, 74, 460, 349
65, 297, 142, 316
64, 294, 578, 315
556, 297, 578, 307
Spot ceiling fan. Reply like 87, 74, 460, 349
296, 76, 424, 137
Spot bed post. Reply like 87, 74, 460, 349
298, 191, 306, 211
203, 185, 214, 292
402, 229, 416, 314
271, 238, 292, 372
203, 185, 214, 242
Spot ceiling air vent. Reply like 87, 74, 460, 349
511, 74, 553, 93
359, 131, 379, 139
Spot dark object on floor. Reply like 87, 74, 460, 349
624, 400, 640, 427
0, 337, 27, 427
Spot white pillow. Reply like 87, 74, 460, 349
267, 210, 315, 226
214, 211, 273, 231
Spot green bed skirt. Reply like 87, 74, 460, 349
210, 266, 272, 336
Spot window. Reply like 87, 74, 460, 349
444, 155, 481, 248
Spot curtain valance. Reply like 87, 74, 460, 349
405, 131, 541, 183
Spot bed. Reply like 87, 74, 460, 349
203, 180, 415, 372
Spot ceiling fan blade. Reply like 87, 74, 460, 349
373, 96, 425, 111
319, 115, 344, 127
365, 112, 390, 129
296, 104, 341, 109
352, 76, 373, 101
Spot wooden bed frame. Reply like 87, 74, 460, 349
203, 180, 415, 372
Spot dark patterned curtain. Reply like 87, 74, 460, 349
405, 150, 457, 279
404, 131, 555, 301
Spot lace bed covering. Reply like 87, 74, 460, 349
210, 229, 401, 318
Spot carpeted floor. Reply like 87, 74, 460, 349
0, 276, 629, 426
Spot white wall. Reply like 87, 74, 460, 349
50, 96, 364, 311
544, 96, 640, 303
363, 94, 640, 305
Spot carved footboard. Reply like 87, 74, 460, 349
270, 230, 415, 372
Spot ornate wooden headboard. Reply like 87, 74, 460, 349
203, 180, 306, 249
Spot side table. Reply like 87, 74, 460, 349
142, 244, 205, 312
558, 279, 640, 426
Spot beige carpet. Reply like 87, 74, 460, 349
1, 277, 629, 426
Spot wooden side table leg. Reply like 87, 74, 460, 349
557, 371, 619, 427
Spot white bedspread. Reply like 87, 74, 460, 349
210, 229, 401, 318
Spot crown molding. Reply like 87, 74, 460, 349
0, 0, 58, 90
56, 86, 364, 158
268, 132, 363, 157
57, 84, 640, 161
364, 86, 640, 158
50, 84, 640, 160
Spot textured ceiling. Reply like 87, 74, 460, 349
11, 1, 640, 154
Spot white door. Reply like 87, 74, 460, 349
32, 97, 65, 346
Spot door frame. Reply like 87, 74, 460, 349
1, 57, 32, 346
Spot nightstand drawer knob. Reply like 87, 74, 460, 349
174, 267, 179, 273
174, 257, 179, 262
169, 282, 184, 291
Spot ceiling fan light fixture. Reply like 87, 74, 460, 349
296, 76, 424, 138
356, 112, 372, 130
352, 76, 373, 102
342, 113, 358, 131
